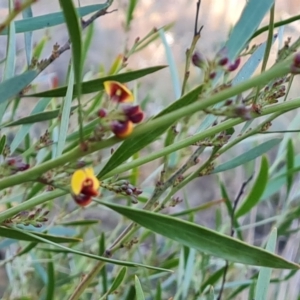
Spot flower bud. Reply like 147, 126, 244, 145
97, 108, 107, 118
111, 120, 134, 138
227, 57, 241, 72
192, 51, 207, 69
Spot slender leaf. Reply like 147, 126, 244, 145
99, 201, 300, 269
226, 0, 275, 60
2, 105, 77, 128
55, 65, 75, 157
17, 228, 171, 271
22, 6, 33, 66
46, 253, 55, 300
24, 66, 166, 98
105, 267, 127, 297
135, 275, 145, 300
159, 28, 181, 99
286, 139, 294, 195
0, 4, 109, 35
0, 226, 81, 244
0, 1, 16, 121
254, 228, 277, 300
213, 139, 280, 174
126, 0, 138, 29
59, 0, 82, 111
236, 156, 269, 218
0, 70, 37, 104
200, 266, 226, 293
0, 135, 6, 154
10, 98, 51, 152
59, 220, 99, 226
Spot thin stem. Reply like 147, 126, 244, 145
250, 15, 300, 40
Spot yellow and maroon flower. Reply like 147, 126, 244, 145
71, 168, 100, 206
103, 81, 134, 103
111, 120, 133, 138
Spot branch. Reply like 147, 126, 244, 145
30, 5, 117, 75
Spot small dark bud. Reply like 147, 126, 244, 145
227, 57, 241, 72
209, 72, 216, 79
126, 189, 133, 195
218, 57, 229, 66
293, 52, 300, 67
192, 51, 207, 69
234, 105, 252, 120
225, 99, 233, 106
98, 108, 107, 118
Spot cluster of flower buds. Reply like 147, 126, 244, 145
290, 52, 300, 74
204, 104, 252, 121
2, 156, 29, 175
192, 47, 241, 80
101, 180, 142, 203
3, 208, 49, 228
98, 81, 145, 138
193, 131, 231, 147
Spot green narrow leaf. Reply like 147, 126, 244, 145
0, 0, 16, 122
254, 228, 277, 300
82, 23, 94, 66
126, 0, 138, 29
286, 139, 294, 196
0, 135, 6, 154
24, 66, 166, 98
59, 220, 99, 226
0, 4, 109, 35
0, 226, 81, 244
2, 105, 77, 128
10, 98, 51, 152
16, 228, 170, 272
59, 0, 82, 108
135, 275, 145, 300
226, 0, 275, 60
98, 84, 203, 177
155, 282, 162, 300
0, 70, 38, 104
106, 267, 127, 296
200, 266, 226, 293
213, 139, 280, 174
22, 6, 33, 66
4, 0, 16, 81
45, 253, 55, 300
159, 28, 181, 99
99, 233, 108, 293
55, 65, 74, 157
235, 156, 269, 218
99, 201, 300, 269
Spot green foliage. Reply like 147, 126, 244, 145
0, 0, 300, 299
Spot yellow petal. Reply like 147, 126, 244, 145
71, 169, 86, 195
103, 81, 134, 103
84, 168, 100, 191
84, 167, 95, 178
